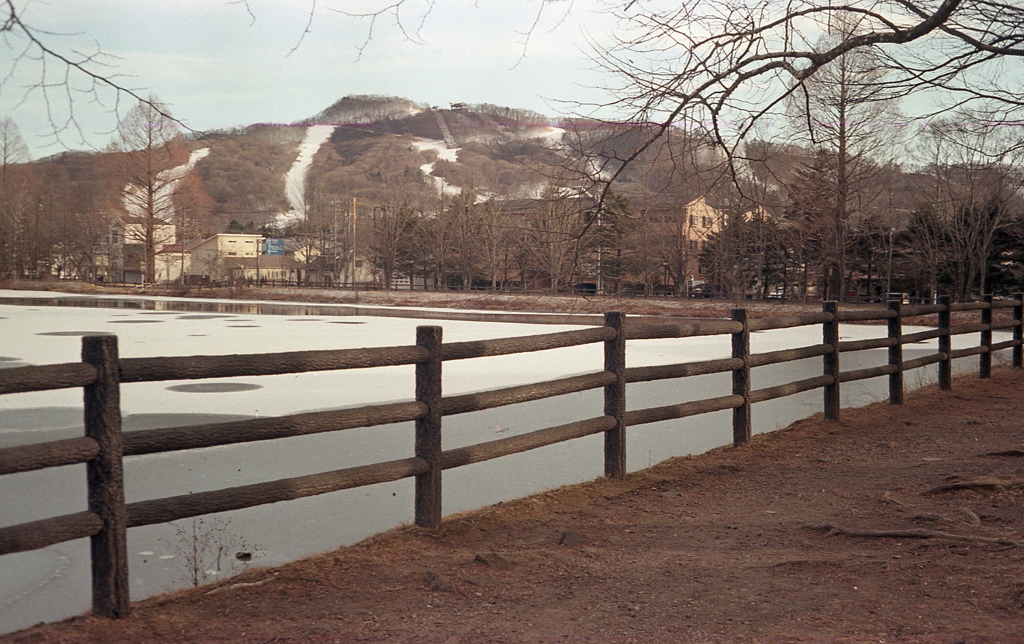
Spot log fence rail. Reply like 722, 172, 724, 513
1, 296, 1022, 618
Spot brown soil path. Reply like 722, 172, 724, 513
6, 370, 1024, 643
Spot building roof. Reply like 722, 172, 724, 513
186, 233, 265, 253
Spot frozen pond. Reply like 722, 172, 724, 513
0, 291, 1010, 633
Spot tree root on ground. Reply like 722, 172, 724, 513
205, 577, 274, 595
984, 448, 1024, 457
881, 490, 908, 508
923, 477, 1024, 494
804, 523, 1023, 547
910, 508, 982, 527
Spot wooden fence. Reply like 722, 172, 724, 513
1, 296, 1022, 619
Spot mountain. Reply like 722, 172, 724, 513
34, 94, 926, 242
185, 95, 578, 232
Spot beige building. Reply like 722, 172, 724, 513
187, 234, 263, 282
631, 196, 725, 293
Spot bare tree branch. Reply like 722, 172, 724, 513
557, 0, 1024, 240
288, 0, 318, 57
227, 0, 257, 27
0, 0, 187, 151
330, 0, 434, 59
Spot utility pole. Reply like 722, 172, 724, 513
886, 226, 893, 295
347, 197, 375, 287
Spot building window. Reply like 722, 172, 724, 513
689, 240, 699, 251
689, 215, 697, 226
702, 216, 712, 227
698, 265, 708, 274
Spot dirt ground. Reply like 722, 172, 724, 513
5, 367, 1024, 643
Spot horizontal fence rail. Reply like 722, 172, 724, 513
119, 345, 429, 382
0, 437, 100, 475
122, 402, 429, 456
0, 363, 97, 395
125, 457, 429, 529
2, 295, 1023, 619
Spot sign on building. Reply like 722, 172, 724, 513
263, 239, 285, 255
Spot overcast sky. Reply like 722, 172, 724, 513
2, 0, 617, 159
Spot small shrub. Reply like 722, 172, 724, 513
162, 517, 255, 588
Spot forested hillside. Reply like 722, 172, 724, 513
2, 93, 1022, 299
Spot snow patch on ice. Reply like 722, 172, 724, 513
277, 125, 338, 228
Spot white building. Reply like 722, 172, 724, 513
187, 234, 263, 283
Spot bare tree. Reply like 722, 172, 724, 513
370, 202, 420, 289
110, 97, 186, 283
524, 184, 586, 291
0, 116, 28, 173
417, 205, 454, 289
0, 1, 183, 149
586, 0, 1024, 210
917, 119, 1024, 298
786, 19, 902, 298
445, 190, 486, 289
0, 116, 37, 277
335, 0, 570, 60
476, 199, 519, 290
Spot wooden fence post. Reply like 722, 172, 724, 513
415, 326, 443, 529
938, 295, 952, 390
822, 301, 840, 421
82, 335, 129, 618
887, 300, 904, 404
731, 309, 751, 446
604, 311, 626, 479
981, 294, 993, 379
1014, 293, 1023, 369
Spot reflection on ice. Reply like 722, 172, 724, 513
175, 314, 237, 320
0, 410, 258, 448
0, 407, 82, 434
165, 383, 264, 393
